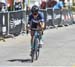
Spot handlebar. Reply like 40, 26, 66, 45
31, 28, 43, 31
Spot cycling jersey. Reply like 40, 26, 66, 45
28, 11, 44, 28
53, 1, 63, 9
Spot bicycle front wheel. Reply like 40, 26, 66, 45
35, 38, 40, 60
31, 49, 34, 62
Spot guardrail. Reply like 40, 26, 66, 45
0, 8, 74, 39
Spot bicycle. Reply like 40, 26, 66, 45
30, 28, 42, 62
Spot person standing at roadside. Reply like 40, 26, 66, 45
53, 0, 64, 27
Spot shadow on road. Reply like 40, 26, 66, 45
8, 59, 32, 63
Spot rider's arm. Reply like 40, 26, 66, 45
40, 22, 45, 29
40, 12, 45, 29
27, 13, 33, 28
28, 14, 32, 25
26, 14, 32, 34
59, 1, 64, 11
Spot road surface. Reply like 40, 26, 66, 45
0, 25, 75, 66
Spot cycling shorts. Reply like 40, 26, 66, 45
31, 22, 40, 28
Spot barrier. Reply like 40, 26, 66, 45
0, 10, 26, 37
8, 10, 26, 36
46, 8, 62, 28
25, 8, 73, 28
46, 8, 74, 28
62, 9, 73, 26
0, 9, 74, 38
0, 12, 8, 36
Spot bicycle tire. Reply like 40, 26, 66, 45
35, 38, 40, 60
31, 37, 36, 62
31, 50, 34, 62
31, 31, 40, 62
36, 49, 39, 60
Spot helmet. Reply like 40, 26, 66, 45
31, 5, 39, 14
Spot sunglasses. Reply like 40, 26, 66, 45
33, 13, 38, 15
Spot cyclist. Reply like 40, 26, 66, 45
26, 5, 45, 51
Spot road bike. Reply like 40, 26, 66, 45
30, 28, 42, 62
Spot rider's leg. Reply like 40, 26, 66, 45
39, 31, 44, 46
30, 31, 34, 56
31, 31, 34, 50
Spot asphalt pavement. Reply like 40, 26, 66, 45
0, 24, 75, 66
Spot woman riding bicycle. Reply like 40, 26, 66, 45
27, 5, 45, 51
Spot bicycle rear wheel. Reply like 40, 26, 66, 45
35, 48, 39, 60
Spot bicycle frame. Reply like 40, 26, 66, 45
31, 28, 41, 62
33, 30, 41, 50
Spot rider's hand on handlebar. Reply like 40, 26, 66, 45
40, 22, 45, 29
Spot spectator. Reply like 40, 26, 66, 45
0, 2, 6, 11
1, 5, 6, 12
67, 0, 74, 24
7, 4, 11, 11
7, 0, 13, 11
40, 1, 46, 9
14, 1, 22, 10
52, 0, 64, 27
53, 0, 64, 10
47, 0, 57, 8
